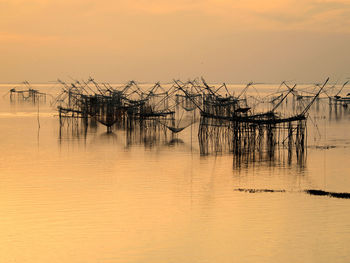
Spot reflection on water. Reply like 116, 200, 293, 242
1, 84, 350, 263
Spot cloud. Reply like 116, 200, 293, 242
254, 0, 350, 30
0, 0, 349, 83
1, 0, 349, 36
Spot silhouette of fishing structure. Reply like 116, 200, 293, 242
186, 78, 330, 157
54, 77, 332, 162
326, 81, 350, 107
54, 78, 200, 134
6, 81, 47, 104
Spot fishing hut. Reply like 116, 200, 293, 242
8, 81, 47, 104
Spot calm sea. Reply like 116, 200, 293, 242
0, 83, 349, 263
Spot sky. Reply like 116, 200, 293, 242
0, 0, 349, 83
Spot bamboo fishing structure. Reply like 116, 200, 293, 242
8, 81, 47, 104
51, 77, 331, 162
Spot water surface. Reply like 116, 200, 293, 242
0, 84, 349, 263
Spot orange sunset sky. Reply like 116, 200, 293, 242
0, 0, 349, 83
